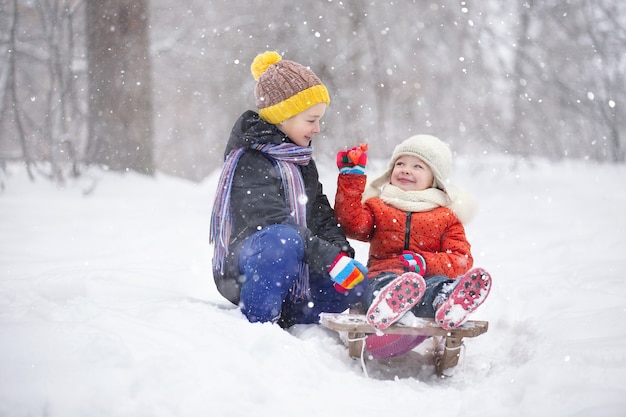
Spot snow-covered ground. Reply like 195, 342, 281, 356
1, 154, 625, 417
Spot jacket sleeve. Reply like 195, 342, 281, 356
421, 215, 474, 278
334, 173, 375, 241
302, 177, 355, 273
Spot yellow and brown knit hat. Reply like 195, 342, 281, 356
251, 51, 330, 124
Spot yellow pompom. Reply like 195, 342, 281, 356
251, 51, 282, 80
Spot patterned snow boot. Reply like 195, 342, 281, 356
434, 267, 492, 330
366, 272, 426, 330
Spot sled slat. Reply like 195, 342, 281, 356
320, 313, 488, 338
320, 312, 488, 377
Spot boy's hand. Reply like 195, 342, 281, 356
336, 143, 368, 174
329, 252, 367, 292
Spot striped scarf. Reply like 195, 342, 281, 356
210, 143, 313, 300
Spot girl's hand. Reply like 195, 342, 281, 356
336, 143, 368, 174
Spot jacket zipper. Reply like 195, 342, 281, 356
404, 212, 412, 250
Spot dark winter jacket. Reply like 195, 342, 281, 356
213, 110, 354, 304
335, 173, 473, 279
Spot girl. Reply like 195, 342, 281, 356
335, 135, 492, 358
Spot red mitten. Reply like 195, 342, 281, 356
336, 143, 368, 174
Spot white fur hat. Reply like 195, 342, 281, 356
365, 134, 477, 223
371, 134, 452, 192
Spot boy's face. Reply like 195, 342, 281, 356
276, 103, 327, 147
390, 155, 434, 192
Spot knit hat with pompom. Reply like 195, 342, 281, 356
251, 51, 330, 124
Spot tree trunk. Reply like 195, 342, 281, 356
85, 0, 154, 175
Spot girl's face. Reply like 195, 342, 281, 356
276, 102, 327, 147
390, 155, 434, 192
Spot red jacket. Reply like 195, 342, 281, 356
335, 174, 473, 279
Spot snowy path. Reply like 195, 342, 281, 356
1, 156, 625, 417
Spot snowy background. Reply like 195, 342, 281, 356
1, 154, 625, 417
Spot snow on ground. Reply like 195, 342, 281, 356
1, 154, 625, 417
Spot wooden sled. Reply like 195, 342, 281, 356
320, 310, 488, 376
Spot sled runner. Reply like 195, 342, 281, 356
320, 310, 488, 376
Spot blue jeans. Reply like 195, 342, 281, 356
238, 224, 366, 327
364, 272, 453, 318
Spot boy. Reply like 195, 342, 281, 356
210, 51, 367, 328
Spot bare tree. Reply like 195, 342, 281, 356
3, 0, 34, 180
577, 0, 624, 162
505, 0, 626, 162
2, 0, 624, 186
85, 0, 154, 174
38, 0, 84, 180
